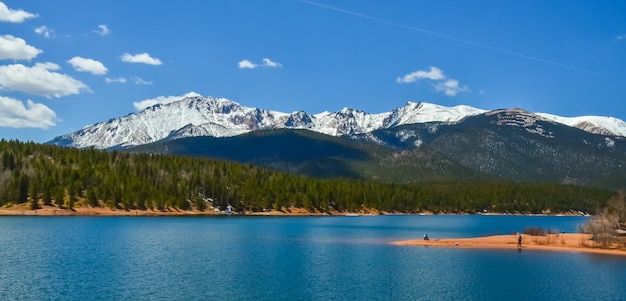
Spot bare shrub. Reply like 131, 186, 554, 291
580, 214, 619, 248
524, 227, 546, 236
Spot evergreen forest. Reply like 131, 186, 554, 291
0, 139, 616, 214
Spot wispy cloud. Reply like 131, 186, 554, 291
93, 24, 110, 36
105, 77, 127, 84
121, 52, 162, 65
67, 56, 108, 75
34, 25, 53, 38
133, 92, 201, 111
615, 34, 626, 41
0, 63, 90, 98
262, 58, 282, 68
0, 2, 38, 23
396, 66, 445, 83
132, 76, 152, 85
238, 58, 282, 69
434, 79, 469, 96
0, 95, 56, 129
299, 0, 596, 75
0, 35, 42, 60
397, 66, 469, 97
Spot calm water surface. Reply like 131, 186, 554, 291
0, 215, 625, 300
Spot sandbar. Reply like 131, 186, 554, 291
393, 233, 626, 257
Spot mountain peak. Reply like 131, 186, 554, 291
47, 94, 626, 149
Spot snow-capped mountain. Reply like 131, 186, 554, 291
48, 96, 486, 149
48, 95, 626, 149
537, 112, 626, 137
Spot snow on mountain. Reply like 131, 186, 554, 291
536, 113, 626, 137
383, 102, 486, 127
312, 108, 389, 136
48, 94, 626, 149
49, 97, 487, 149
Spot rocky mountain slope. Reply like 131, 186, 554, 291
48, 95, 626, 149
125, 108, 626, 189
48, 95, 626, 189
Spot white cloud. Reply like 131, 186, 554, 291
239, 58, 282, 69
434, 79, 469, 96
0, 2, 37, 23
0, 63, 89, 98
0, 96, 56, 129
396, 66, 445, 84
105, 77, 126, 84
121, 52, 162, 65
0, 35, 42, 60
34, 25, 52, 38
397, 66, 469, 97
34, 62, 61, 70
262, 58, 282, 67
133, 91, 202, 111
94, 24, 110, 36
238, 59, 257, 69
132, 76, 153, 85
67, 56, 108, 75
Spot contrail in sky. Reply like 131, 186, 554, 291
299, 0, 596, 75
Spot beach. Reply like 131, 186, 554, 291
0, 204, 379, 216
393, 233, 626, 257
0, 206, 224, 216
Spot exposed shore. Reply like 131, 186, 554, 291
393, 233, 626, 257
0, 204, 380, 217
0, 205, 221, 216
1, 203, 588, 217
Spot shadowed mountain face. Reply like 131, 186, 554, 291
47, 97, 626, 189
126, 109, 626, 189
128, 130, 373, 179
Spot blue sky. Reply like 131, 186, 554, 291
1, 0, 625, 143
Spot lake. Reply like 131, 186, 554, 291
0, 215, 625, 300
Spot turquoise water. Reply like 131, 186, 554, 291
0, 215, 625, 300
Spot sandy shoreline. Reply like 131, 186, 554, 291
393, 233, 626, 257
0, 203, 588, 217
0, 205, 375, 217
0, 206, 221, 216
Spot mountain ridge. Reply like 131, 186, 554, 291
48, 95, 626, 149
125, 114, 626, 189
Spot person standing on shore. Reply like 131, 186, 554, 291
518, 235, 522, 247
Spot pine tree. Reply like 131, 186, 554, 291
42, 183, 53, 206
29, 178, 39, 205
87, 188, 99, 207
30, 196, 39, 210
16, 173, 29, 204
54, 187, 65, 208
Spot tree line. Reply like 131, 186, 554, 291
0, 139, 616, 214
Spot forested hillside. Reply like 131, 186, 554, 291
0, 140, 615, 214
